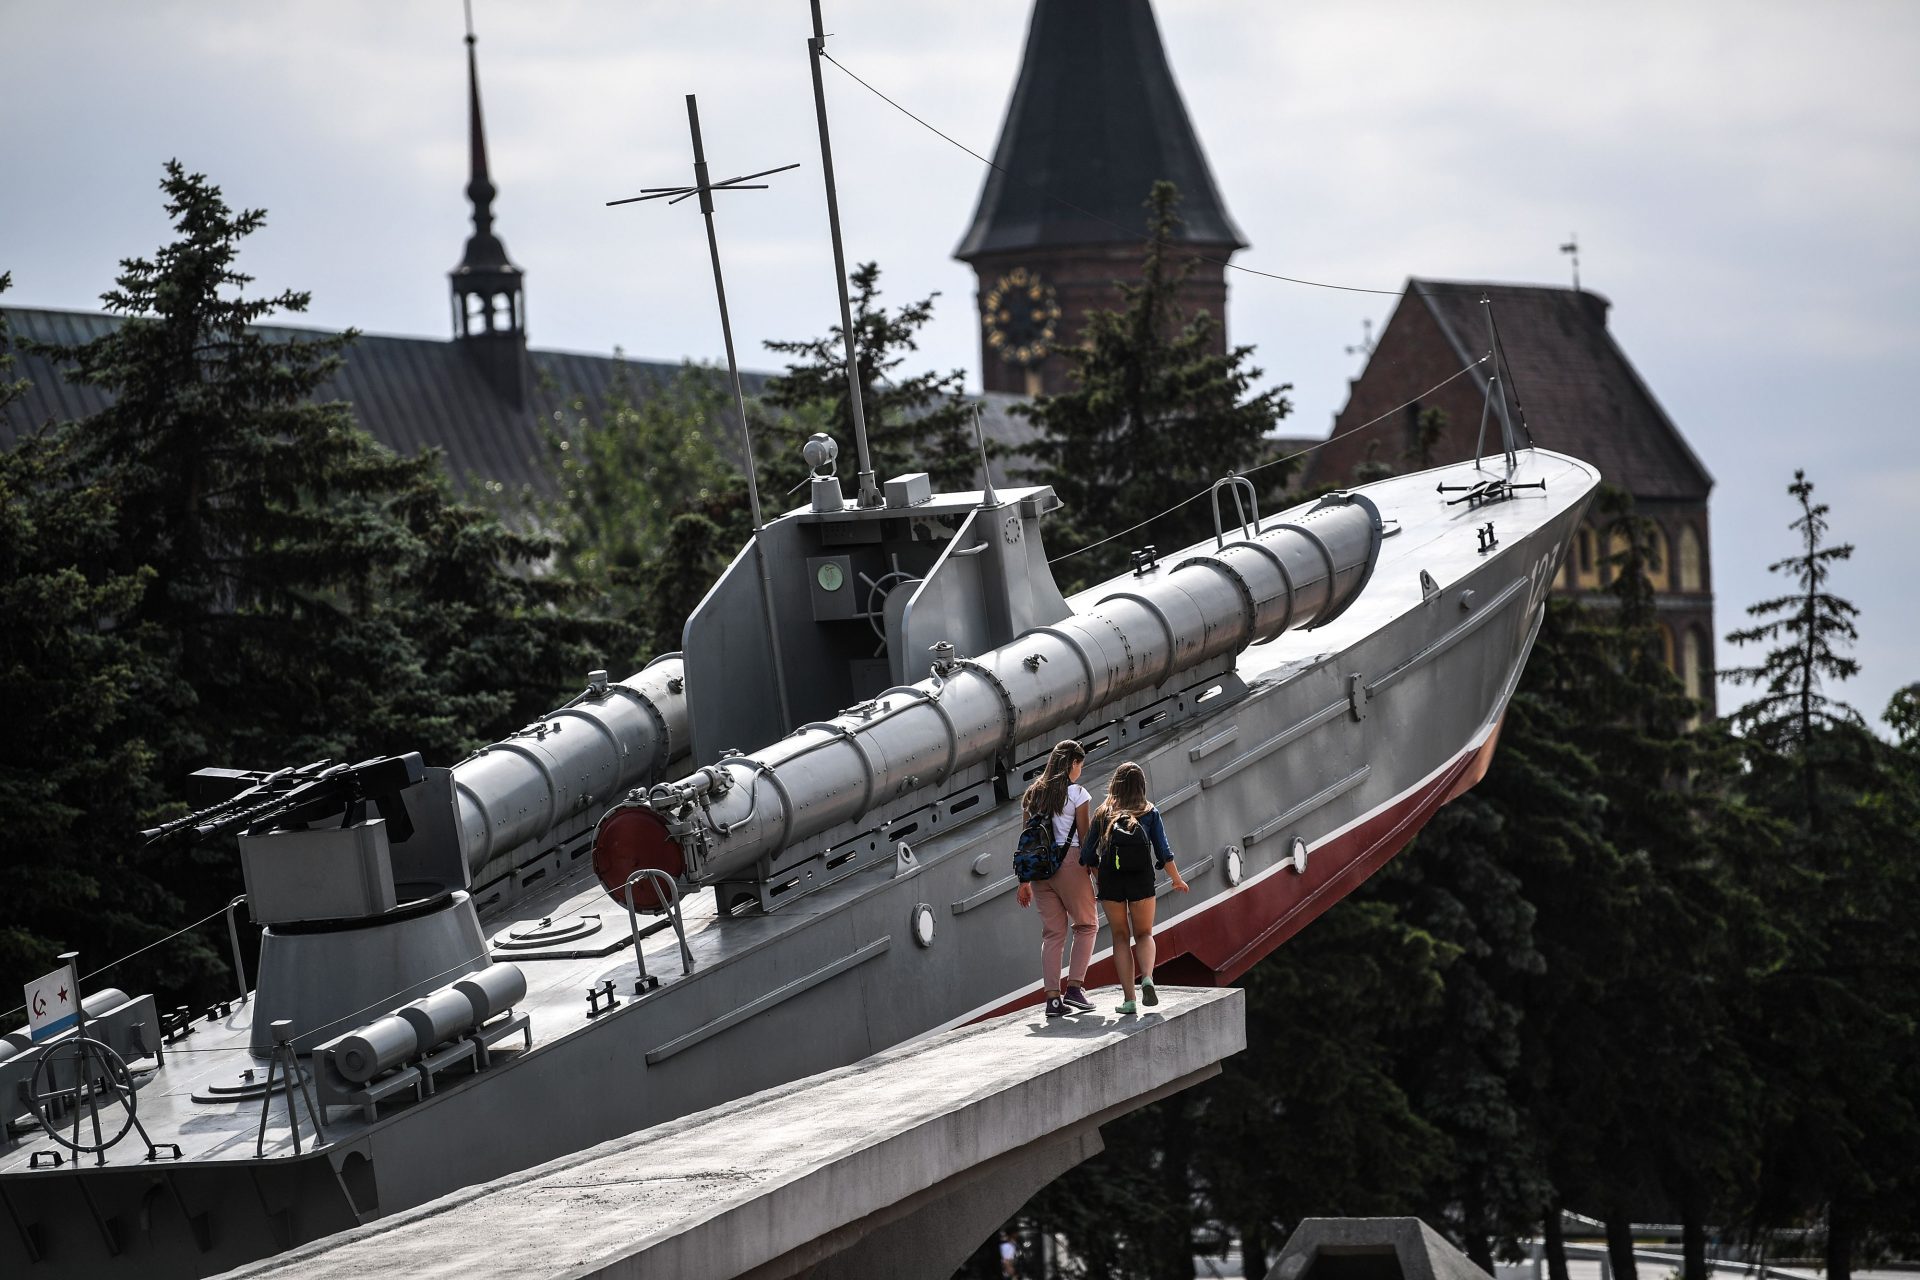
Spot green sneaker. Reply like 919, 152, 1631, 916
1116, 999, 1138, 1016
1141, 978, 1159, 1007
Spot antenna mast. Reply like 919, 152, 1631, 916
808, 0, 882, 509
1560, 233, 1580, 291
607, 96, 801, 727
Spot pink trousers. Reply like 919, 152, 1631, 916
1034, 857, 1098, 994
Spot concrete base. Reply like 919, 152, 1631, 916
1265, 1217, 1495, 1280
223, 987, 1244, 1280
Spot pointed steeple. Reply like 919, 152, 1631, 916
956, 0, 1245, 396
955, 0, 1245, 262
449, 5, 528, 404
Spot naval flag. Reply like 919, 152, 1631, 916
25, 965, 79, 1042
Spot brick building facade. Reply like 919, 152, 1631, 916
1308, 281, 1718, 711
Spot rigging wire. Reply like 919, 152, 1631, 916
1046, 353, 1490, 565
0, 902, 233, 1025
819, 51, 1403, 299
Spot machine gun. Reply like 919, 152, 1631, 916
142, 753, 426, 847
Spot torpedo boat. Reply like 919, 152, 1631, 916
0, 431, 1598, 1275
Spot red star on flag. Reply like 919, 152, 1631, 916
57, 986, 68, 1004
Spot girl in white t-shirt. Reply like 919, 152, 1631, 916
1014, 739, 1099, 1017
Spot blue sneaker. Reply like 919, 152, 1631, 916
1063, 986, 1095, 1014
1141, 978, 1159, 1007
1116, 999, 1138, 1016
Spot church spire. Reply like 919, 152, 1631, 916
956, 0, 1245, 396
955, 0, 1245, 263
449, 3, 528, 403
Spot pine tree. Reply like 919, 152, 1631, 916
761, 262, 975, 492
11, 164, 611, 1002
1015, 181, 1295, 590
0, 271, 221, 992
532, 363, 741, 660
1723, 469, 1861, 823
1724, 472, 1919, 1280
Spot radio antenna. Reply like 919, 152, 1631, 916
607, 96, 800, 728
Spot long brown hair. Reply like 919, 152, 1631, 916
1022, 740, 1085, 820
1094, 761, 1150, 829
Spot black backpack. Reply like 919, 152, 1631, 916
1013, 810, 1066, 882
1103, 813, 1154, 875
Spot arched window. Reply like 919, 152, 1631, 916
1645, 523, 1671, 591
1658, 623, 1676, 672
1604, 526, 1631, 585
1682, 627, 1705, 703
1574, 525, 1598, 589
1678, 525, 1705, 592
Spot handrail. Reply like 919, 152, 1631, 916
1209, 474, 1260, 548
623, 869, 694, 987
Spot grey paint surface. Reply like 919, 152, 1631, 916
0, 451, 1595, 1278
222, 987, 1244, 1280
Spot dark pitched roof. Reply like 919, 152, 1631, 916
1412, 279, 1713, 500
0, 307, 770, 495
955, 0, 1245, 261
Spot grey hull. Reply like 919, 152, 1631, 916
0, 450, 1597, 1278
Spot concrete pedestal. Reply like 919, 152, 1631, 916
223, 986, 1244, 1280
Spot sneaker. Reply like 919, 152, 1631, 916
1116, 999, 1138, 1016
1141, 978, 1159, 1007
1045, 995, 1068, 1019
1062, 986, 1095, 1014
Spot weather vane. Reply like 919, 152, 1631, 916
1560, 233, 1580, 291
607, 95, 800, 726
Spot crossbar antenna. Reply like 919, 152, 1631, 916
807, 1, 882, 508
607, 95, 800, 728
1560, 233, 1580, 291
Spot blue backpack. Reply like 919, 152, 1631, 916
1013, 810, 1066, 882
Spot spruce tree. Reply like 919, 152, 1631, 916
0, 271, 221, 992
533, 364, 741, 659
1725, 472, 1919, 1280
761, 262, 975, 492
13, 164, 611, 1001
1015, 181, 1295, 590
1724, 469, 1861, 822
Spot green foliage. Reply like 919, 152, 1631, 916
1014, 182, 1295, 590
762, 262, 975, 493
4, 163, 612, 1003
1722, 475, 1920, 1277
532, 364, 742, 660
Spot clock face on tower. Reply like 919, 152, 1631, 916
982, 267, 1062, 367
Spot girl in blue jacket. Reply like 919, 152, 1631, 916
1083, 762, 1189, 1013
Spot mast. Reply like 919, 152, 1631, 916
807, 0, 881, 508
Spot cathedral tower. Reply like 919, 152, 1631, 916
449, 18, 528, 406
956, 0, 1245, 396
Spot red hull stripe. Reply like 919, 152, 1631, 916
971, 721, 1501, 1021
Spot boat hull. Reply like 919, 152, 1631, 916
0, 452, 1595, 1278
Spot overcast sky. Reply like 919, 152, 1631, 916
4, 1, 1916, 721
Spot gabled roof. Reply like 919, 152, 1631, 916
955, 0, 1245, 261
1411, 280, 1713, 500
0, 307, 769, 495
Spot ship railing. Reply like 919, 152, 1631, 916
623, 869, 694, 991
1209, 473, 1262, 549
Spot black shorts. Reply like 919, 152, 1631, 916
1097, 867, 1157, 903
